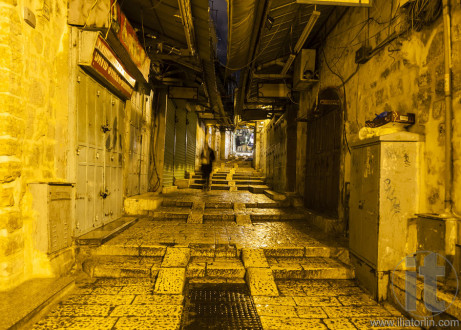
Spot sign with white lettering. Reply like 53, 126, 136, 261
116, 4, 151, 82
79, 32, 135, 99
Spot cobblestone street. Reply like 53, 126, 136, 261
31, 179, 413, 329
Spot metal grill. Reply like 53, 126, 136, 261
182, 284, 262, 330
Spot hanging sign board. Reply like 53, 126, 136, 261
116, 4, 151, 82
79, 31, 136, 99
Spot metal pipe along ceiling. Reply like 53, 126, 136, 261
226, 0, 258, 74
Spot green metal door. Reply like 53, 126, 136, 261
174, 106, 187, 180
186, 111, 197, 173
163, 98, 176, 187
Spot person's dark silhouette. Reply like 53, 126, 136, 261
201, 144, 215, 191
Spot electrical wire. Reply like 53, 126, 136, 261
83, 0, 99, 29
104, 0, 119, 40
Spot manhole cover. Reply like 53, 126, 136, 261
182, 283, 263, 330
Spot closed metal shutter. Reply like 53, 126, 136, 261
163, 98, 176, 187
174, 106, 187, 180
186, 111, 197, 173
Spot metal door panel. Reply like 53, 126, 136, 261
77, 75, 87, 143
76, 70, 124, 235
87, 79, 96, 145
186, 112, 197, 173
76, 163, 87, 235
349, 147, 364, 257
174, 107, 187, 180
305, 106, 341, 217
163, 98, 176, 187
48, 185, 72, 253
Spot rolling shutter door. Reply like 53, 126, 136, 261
163, 99, 176, 187
186, 111, 197, 173
174, 106, 187, 180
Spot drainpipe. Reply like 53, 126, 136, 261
442, 0, 454, 216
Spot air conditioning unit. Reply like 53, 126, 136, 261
293, 49, 317, 91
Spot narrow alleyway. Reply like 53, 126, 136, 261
31, 162, 410, 330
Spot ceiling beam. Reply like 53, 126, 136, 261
177, 0, 197, 56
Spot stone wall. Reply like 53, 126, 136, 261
298, 0, 461, 222
0, 0, 70, 290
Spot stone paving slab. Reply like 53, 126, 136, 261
114, 316, 181, 330
61, 294, 136, 306
154, 268, 186, 294
83, 256, 163, 278
246, 268, 279, 296
110, 304, 182, 317
161, 247, 190, 268
206, 258, 245, 278
101, 219, 347, 250
132, 294, 184, 305
259, 316, 327, 330
33, 317, 117, 329
48, 304, 111, 317
242, 248, 270, 268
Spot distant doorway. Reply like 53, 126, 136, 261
234, 128, 254, 156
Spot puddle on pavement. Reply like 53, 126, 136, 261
182, 283, 262, 330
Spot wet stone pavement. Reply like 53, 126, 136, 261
33, 277, 409, 330
32, 167, 415, 329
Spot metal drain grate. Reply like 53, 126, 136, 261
182, 283, 263, 330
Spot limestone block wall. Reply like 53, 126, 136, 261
0, 0, 70, 290
309, 0, 461, 218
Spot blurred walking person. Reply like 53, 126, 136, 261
201, 143, 215, 191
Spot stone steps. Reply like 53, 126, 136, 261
250, 209, 306, 221
248, 185, 270, 194
210, 184, 230, 191
82, 256, 163, 278
267, 256, 354, 280
186, 257, 246, 279
151, 207, 190, 220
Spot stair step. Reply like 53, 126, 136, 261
248, 185, 270, 194
190, 184, 205, 189
161, 200, 193, 208
212, 180, 228, 184
267, 257, 354, 280
194, 179, 206, 184
76, 217, 138, 246
151, 207, 190, 220
210, 184, 230, 191
83, 256, 163, 278
186, 257, 245, 279
250, 209, 306, 221
234, 180, 265, 185
264, 190, 287, 201
93, 243, 167, 257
